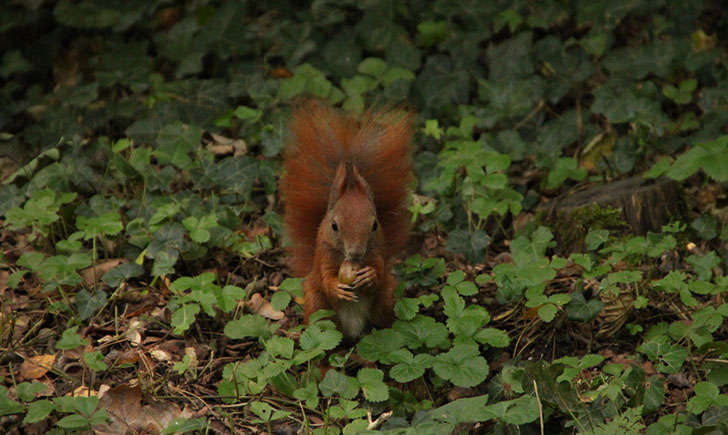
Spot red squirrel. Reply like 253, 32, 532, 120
279, 101, 413, 339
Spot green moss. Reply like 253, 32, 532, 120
546, 204, 628, 253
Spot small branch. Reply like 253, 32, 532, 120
514, 99, 545, 130
533, 380, 544, 435
367, 410, 393, 430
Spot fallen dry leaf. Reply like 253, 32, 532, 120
80, 258, 126, 287
72, 385, 98, 397
246, 293, 284, 320
183, 346, 198, 370
20, 354, 56, 380
208, 133, 247, 156
106, 349, 139, 365
150, 348, 172, 362
0, 269, 9, 293
94, 384, 190, 435
124, 319, 144, 346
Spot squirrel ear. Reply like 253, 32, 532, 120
328, 163, 348, 209
328, 162, 370, 208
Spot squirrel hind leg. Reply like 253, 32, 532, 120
303, 279, 330, 325
370, 273, 396, 329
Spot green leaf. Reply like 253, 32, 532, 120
161, 417, 208, 434
56, 326, 89, 350
270, 291, 291, 311
357, 368, 389, 402
358, 57, 388, 78
417, 21, 449, 47
430, 394, 490, 424
546, 157, 587, 188
643, 376, 664, 414
82, 351, 108, 372
224, 314, 273, 340
170, 303, 200, 335
0, 50, 32, 78
394, 297, 420, 320
445, 229, 490, 263
293, 382, 319, 409
537, 304, 558, 322
75, 289, 108, 321
56, 414, 92, 429
102, 263, 144, 287
155, 122, 203, 170
357, 329, 406, 363
76, 213, 123, 239
264, 336, 294, 359
637, 341, 688, 374
319, 370, 360, 399
566, 292, 604, 322
16, 382, 48, 402
393, 315, 450, 350
389, 350, 434, 383
0, 386, 24, 416
233, 106, 262, 123
23, 399, 54, 424
687, 381, 719, 414
585, 229, 609, 250
474, 328, 511, 348
432, 344, 489, 387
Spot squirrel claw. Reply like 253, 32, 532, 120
335, 283, 358, 302
352, 266, 376, 288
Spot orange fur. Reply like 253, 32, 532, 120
279, 101, 413, 338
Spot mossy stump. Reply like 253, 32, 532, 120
540, 177, 686, 253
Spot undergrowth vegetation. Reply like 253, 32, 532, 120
1, 0, 728, 433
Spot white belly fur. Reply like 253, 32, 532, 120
337, 293, 373, 339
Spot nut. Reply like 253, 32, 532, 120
338, 261, 359, 285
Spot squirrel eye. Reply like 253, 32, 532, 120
372, 221, 378, 231
331, 221, 338, 232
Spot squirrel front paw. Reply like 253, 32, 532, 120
335, 283, 359, 302
351, 266, 376, 289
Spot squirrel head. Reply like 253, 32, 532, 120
321, 162, 380, 262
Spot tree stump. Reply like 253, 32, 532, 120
540, 176, 686, 253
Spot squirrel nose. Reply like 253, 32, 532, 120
346, 247, 365, 262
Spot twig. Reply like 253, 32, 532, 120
367, 409, 393, 430
514, 99, 545, 130
533, 380, 544, 435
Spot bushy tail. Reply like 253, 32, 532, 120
280, 101, 414, 276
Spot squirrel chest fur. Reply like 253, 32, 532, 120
279, 102, 413, 340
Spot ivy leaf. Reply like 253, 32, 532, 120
566, 292, 604, 322
75, 289, 108, 321
637, 341, 688, 374
155, 122, 203, 170
445, 229, 490, 263
101, 263, 144, 287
